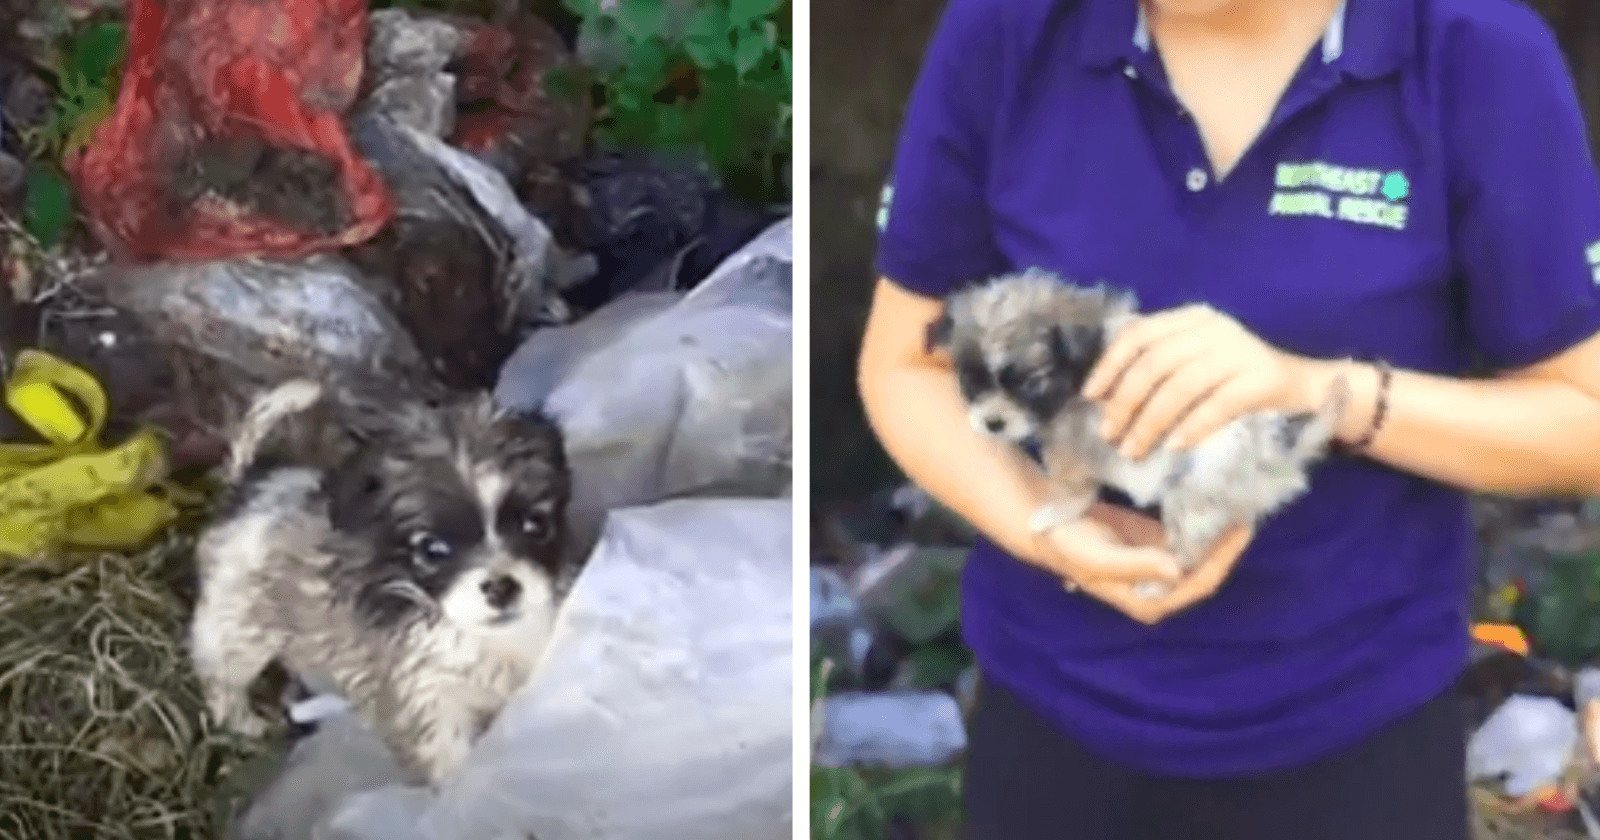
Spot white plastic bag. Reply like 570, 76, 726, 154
499, 218, 792, 559
316, 498, 794, 840
1467, 694, 1579, 797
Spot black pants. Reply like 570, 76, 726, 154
964, 677, 1469, 840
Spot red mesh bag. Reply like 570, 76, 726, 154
69, 0, 393, 262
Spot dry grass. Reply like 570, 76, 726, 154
0, 531, 283, 840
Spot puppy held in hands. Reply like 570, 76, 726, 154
188, 377, 576, 784
926, 268, 1349, 598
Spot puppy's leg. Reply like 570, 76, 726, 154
1028, 446, 1097, 535
189, 598, 280, 738
1149, 497, 1241, 600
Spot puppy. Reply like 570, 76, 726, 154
927, 268, 1348, 597
188, 377, 576, 783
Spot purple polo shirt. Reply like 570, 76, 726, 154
876, 0, 1600, 777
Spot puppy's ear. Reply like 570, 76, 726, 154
924, 310, 954, 355
1049, 324, 1105, 393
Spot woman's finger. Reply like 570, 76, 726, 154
1140, 524, 1255, 618
1096, 336, 1216, 445
1114, 354, 1238, 460
1164, 369, 1270, 451
1077, 578, 1168, 625
1043, 519, 1182, 584
1083, 306, 1216, 400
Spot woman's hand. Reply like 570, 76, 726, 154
1043, 503, 1255, 624
1082, 304, 1323, 459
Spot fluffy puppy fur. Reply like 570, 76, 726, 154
188, 377, 575, 784
927, 268, 1348, 597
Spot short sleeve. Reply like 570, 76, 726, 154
873, 0, 1010, 299
1445, 6, 1600, 369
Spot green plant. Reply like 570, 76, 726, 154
18, 19, 127, 248
562, 0, 792, 203
810, 552, 970, 840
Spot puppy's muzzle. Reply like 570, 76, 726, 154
481, 575, 521, 611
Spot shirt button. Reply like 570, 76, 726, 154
1186, 168, 1209, 191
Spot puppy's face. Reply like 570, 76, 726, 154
926, 271, 1119, 442
326, 394, 574, 636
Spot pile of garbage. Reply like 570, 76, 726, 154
0, 0, 793, 837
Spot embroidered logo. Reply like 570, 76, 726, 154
1380, 171, 1410, 202
876, 182, 894, 232
1269, 160, 1410, 232
1587, 240, 1600, 285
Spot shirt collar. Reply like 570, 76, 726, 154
1076, 0, 1414, 80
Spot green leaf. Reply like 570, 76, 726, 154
71, 21, 127, 83
733, 27, 766, 77
684, 35, 722, 70
684, 3, 730, 41
615, 0, 668, 41
576, 15, 631, 77
560, 0, 599, 16
23, 166, 72, 250
729, 0, 782, 28
626, 35, 671, 82
651, 101, 693, 144
762, 19, 778, 49
901, 643, 973, 689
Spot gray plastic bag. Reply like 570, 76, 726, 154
315, 498, 794, 840
496, 217, 792, 559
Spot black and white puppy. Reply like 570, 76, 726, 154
927, 268, 1348, 597
188, 377, 575, 784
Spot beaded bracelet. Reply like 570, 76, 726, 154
1348, 359, 1393, 452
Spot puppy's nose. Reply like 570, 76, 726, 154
481, 576, 522, 610
985, 417, 1006, 433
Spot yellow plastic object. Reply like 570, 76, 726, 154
0, 349, 183, 559
1472, 622, 1531, 657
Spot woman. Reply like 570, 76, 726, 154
857, 0, 1600, 836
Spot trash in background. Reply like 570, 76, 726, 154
69, 0, 393, 262
496, 216, 792, 561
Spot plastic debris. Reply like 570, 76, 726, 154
315, 498, 794, 840
813, 690, 968, 769
0, 349, 191, 559
81, 255, 439, 433
497, 217, 792, 559
70, 0, 393, 261
235, 713, 410, 840
347, 113, 576, 387
358, 8, 465, 138
1469, 694, 1581, 798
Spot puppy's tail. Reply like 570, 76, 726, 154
1283, 372, 1352, 462
224, 378, 325, 484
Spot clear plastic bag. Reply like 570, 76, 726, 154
84, 254, 437, 430
1467, 694, 1579, 797
497, 217, 792, 558
315, 498, 794, 840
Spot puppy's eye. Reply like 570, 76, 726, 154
517, 512, 549, 540
408, 532, 451, 565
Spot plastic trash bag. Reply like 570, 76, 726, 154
314, 498, 794, 840
235, 713, 409, 840
496, 217, 792, 559
1468, 694, 1580, 797
70, 0, 393, 262
358, 8, 465, 139
813, 690, 968, 769
83, 255, 438, 432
